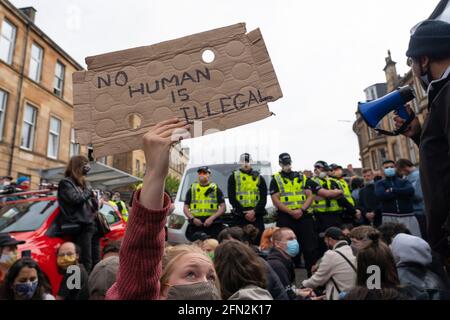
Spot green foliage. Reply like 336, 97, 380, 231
165, 175, 180, 195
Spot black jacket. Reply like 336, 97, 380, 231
413, 69, 450, 257
227, 169, 267, 216
266, 248, 295, 290
57, 177, 98, 225
358, 183, 382, 227
375, 177, 414, 214
260, 259, 289, 300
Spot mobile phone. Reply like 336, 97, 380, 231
21, 250, 32, 258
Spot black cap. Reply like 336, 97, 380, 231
329, 163, 343, 170
0, 233, 26, 247
320, 227, 343, 240
406, 20, 450, 59
197, 166, 211, 174
314, 161, 329, 170
1, 176, 13, 180
279, 153, 292, 165
191, 232, 211, 242
239, 153, 252, 163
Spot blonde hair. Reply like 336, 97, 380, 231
160, 245, 220, 295
202, 239, 219, 251
259, 227, 280, 250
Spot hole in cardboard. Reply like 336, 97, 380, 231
127, 113, 143, 131
202, 49, 215, 64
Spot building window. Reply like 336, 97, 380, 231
20, 104, 37, 150
47, 117, 61, 159
392, 142, 401, 161
408, 139, 417, 164
371, 150, 378, 169
69, 128, 80, 157
29, 43, 43, 82
378, 148, 387, 165
136, 159, 141, 175
0, 19, 16, 64
0, 89, 8, 141
54, 61, 65, 97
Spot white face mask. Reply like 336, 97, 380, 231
281, 164, 292, 172
319, 172, 327, 179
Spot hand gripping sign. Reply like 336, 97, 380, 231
73, 23, 283, 157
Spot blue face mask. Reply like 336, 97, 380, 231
384, 168, 396, 177
14, 280, 38, 300
285, 240, 300, 257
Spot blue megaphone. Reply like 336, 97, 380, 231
358, 86, 416, 136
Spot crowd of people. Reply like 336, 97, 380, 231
0, 18, 449, 301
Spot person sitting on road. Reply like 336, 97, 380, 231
302, 227, 357, 300
214, 240, 272, 300
56, 242, 89, 300
106, 119, 224, 300
0, 258, 54, 300
0, 233, 25, 284
88, 241, 120, 300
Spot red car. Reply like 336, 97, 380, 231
0, 190, 126, 296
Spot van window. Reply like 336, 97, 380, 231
179, 163, 272, 201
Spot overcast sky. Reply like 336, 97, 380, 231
10, 0, 439, 171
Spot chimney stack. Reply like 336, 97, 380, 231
19, 7, 37, 23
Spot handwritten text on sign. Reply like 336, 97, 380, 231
96, 67, 273, 123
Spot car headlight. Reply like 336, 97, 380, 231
168, 214, 186, 230
264, 206, 278, 224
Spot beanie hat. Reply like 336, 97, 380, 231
16, 176, 30, 185
406, 19, 450, 59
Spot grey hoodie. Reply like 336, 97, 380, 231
228, 285, 273, 300
391, 233, 432, 267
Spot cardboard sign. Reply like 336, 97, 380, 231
73, 23, 283, 157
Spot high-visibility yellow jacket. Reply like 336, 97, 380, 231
234, 170, 260, 208
189, 183, 219, 217
273, 172, 310, 211
312, 177, 341, 213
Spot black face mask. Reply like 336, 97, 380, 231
82, 165, 91, 176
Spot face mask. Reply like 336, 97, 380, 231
319, 172, 327, 179
285, 240, 300, 257
207, 252, 215, 261
364, 180, 374, 185
82, 165, 91, 176
281, 164, 292, 172
14, 280, 38, 300
3, 181, 11, 186
0, 252, 18, 268
57, 255, 77, 269
384, 168, 396, 178
166, 281, 221, 300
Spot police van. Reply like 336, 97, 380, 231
167, 161, 277, 244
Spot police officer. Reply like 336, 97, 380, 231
228, 153, 267, 243
183, 166, 226, 241
329, 164, 360, 225
270, 153, 341, 276
112, 192, 129, 222
311, 161, 348, 256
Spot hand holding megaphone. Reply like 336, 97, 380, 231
393, 105, 422, 139
358, 86, 417, 136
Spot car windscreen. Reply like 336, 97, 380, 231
179, 164, 272, 201
0, 200, 58, 233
